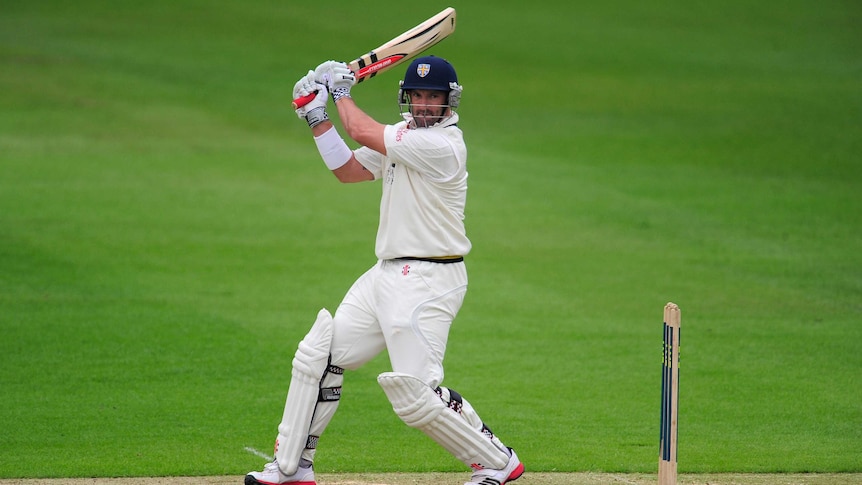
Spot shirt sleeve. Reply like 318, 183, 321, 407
383, 124, 461, 181
353, 145, 385, 180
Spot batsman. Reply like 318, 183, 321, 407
245, 56, 524, 485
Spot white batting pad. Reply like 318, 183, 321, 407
378, 372, 509, 470
275, 308, 334, 475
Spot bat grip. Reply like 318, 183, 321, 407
292, 91, 317, 109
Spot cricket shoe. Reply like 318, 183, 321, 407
465, 448, 524, 485
245, 460, 315, 485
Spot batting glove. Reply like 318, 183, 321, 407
314, 60, 355, 103
293, 71, 329, 128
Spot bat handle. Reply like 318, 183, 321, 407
292, 91, 317, 109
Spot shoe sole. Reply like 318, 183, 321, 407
245, 475, 315, 485
473, 462, 524, 485
505, 462, 525, 483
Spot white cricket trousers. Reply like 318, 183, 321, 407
330, 258, 467, 388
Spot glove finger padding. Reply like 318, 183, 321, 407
292, 70, 318, 100
314, 60, 353, 87
295, 82, 330, 127
328, 64, 354, 103
329, 64, 355, 89
313, 61, 338, 86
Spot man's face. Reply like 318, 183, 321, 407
408, 89, 449, 128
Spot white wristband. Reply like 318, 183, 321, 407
313, 126, 352, 170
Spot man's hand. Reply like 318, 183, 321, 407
314, 60, 355, 102
293, 70, 329, 128
292, 70, 317, 101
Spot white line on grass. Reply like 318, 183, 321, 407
244, 446, 274, 461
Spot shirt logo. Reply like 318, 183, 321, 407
395, 127, 408, 142
416, 63, 431, 77
402, 264, 411, 276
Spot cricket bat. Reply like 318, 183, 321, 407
292, 7, 457, 109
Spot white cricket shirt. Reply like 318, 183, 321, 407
354, 113, 471, 260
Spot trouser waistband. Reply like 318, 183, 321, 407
390, 256, 464, 264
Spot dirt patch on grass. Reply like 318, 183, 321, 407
2, 474, 862, 485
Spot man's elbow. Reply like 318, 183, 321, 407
331, 158, 373, 183
333, 170, 354, 183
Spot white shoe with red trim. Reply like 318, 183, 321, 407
465, 448, 524, 485
245, 460, 315, 485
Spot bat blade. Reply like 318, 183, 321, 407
293, 7, 456, 109
352, 54, 407, 82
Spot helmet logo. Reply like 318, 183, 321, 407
416, 63, 431, 77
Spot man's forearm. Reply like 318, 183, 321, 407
335, 98, 387, 154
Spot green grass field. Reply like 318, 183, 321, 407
1, 0, 860, 479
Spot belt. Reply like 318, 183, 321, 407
392, 256, 464, 264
